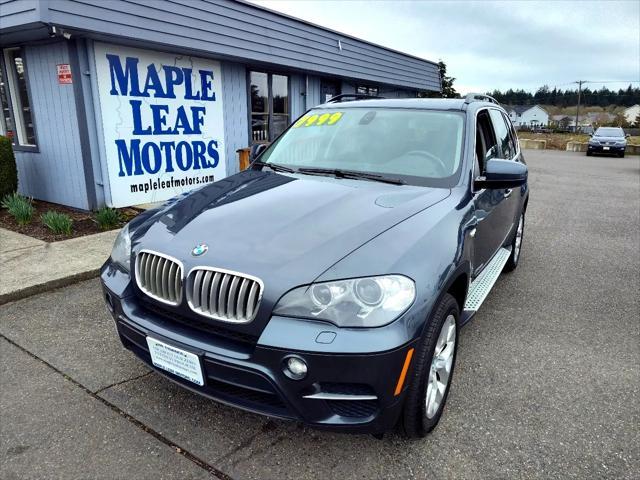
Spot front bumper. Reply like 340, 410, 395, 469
587, 144, 626, 155
101, 268, 418, 434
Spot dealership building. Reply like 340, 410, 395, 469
0, 0, 440, 209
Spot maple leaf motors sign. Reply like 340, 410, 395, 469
93, 43, 227, 207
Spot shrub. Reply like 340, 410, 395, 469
94, 206, 122, 230
41, 210, 73, 235
0, 136, 18, 199
1, 192, 34, 225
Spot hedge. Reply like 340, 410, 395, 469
0, 136, 17, 198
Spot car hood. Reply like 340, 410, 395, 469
133, 170, 450, 290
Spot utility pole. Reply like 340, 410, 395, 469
575, 80, 585, 133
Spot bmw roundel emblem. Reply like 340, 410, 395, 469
191, 243, 208, 257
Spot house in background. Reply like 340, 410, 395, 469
624, 104, 640, 126
550, 114, 571, 130
507, 105, 549, 129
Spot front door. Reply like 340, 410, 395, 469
321, 79, 341, 103
471, 110, 511, 275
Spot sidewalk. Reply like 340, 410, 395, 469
0, 227, 117, 304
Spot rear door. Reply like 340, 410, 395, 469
488, 109, 521, 232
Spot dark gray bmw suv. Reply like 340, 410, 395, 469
101, 94, 529, 438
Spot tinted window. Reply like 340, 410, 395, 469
502, 112, 519, 153
489, 109, 516, 159
476, 110, 499, 172
261, 108, 464, 187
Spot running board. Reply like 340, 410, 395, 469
462, 247, 511, 322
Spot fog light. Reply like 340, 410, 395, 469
284, 356, 307, 380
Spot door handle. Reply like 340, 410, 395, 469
504, 188, 513, 198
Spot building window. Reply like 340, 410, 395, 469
356, 85, 379, 96
0, 66, 13, 139
3, 48, 36, 147
249, 71, 289, 143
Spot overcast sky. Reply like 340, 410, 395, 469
251, 0, 640, 94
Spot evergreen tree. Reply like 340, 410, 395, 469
438, 61, 459, 98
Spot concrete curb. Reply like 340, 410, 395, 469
519, 138, 547, 150
0, 228, 117, 306
0, 269, 101, 305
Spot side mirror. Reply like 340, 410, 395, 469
250, 143, 268, 161
476, 159, 528, 189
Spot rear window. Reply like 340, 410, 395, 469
260, 108, 465, 187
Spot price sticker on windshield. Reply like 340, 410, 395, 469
293, 112, 343, 128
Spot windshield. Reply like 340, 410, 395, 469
259, 108, 465, 187
595, 127, 624, 137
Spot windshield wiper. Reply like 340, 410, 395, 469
297, 167, 405, 185
252, 160, 296, 173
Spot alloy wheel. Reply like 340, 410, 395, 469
425, 314, 456, 419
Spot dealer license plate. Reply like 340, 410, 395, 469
146, 337, 204, 386
603, 146, 610, 150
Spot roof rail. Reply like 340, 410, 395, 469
325, 93, 385, 103
464, 93, 500, 105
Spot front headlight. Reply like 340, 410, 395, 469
110, 223, 131, 272
273, 275, 416, 328
589, 139, 600, 145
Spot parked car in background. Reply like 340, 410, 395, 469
101, 94, 529, 438
587, 127, 628, 157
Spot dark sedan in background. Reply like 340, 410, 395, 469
587, 126, 628, 157
101, 94, 529, 438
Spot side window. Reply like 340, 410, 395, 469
502, 111, 519, 155
475, 110, 498, 175
489, 109, 516, 159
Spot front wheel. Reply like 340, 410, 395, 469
504, 212, 524, 272
401, 293, 459, 438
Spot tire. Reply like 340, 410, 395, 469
504, 211, 524, 272
619, 151, 625, 158
586, 151, 592, 156
401, 293, 459, 438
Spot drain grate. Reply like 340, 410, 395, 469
464, 247, 511, 312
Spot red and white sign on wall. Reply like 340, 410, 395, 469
56, 64, 72, 84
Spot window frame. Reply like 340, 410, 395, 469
1, 47, 38, 151
247, 69, 291, 144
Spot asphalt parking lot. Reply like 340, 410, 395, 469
1, 150, 638, 480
